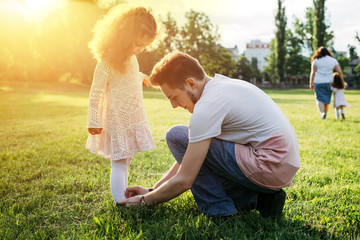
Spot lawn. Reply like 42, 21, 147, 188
0, 81, 359, 239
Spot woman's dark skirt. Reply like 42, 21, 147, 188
314, 83, 332, 104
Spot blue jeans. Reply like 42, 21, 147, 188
165, 125, 278, 216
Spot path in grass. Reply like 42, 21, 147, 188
0, 81, 359, 239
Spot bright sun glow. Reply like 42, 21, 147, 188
15, 0, 66, 22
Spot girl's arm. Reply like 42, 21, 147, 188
87, 61, 112, 133
140, 72, 150, 87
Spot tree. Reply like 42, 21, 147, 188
293, 4, 334, 55
138, 13, 180, 75
237, 55, 259, 81
207, 46, 238, 78
263, 39, 277, 83
337, 54, 349, 78
356, 32, 360, 43
354, 32, 360, 80
179, 10, 221, 75
313, 0, 326, 49
275, 0, 287, 82
348, 44, 358, 60
174, 10, 238, 76
155, 13, 180, 58
293, 7, 314, 54
139, 10, 237, 78
285, 30, 309, 77
251, 58, 258, 70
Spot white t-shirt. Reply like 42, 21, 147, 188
312, 55, 339, 84
189, 74, 300, 189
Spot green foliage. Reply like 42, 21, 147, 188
275, 0, 287, 83
267, 0, 336, 83
337, 55, 350, 78
207, 46, 238, 78
1, 5, 237, 84
142, 10, 241, 78
354, 64, 360, 79
1, 81, 360, 239
180, 10, 220, 57
155, 12, 180, 58
293, 4, 334, 55
178, 10, 237, 76
347, 45, 358, 60
293, 7, 314, 55
0, 1, 103, 84
139, 10, 237, 78
285, 30, 310, 77
237, 56, 258, 81
313, 0, 326, 50
264, 39, 278, 83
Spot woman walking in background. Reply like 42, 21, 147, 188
309, 47, 344, 120
331, 72, 350, 120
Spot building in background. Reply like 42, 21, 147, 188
226, 45, 241, 59
244, 40, 270, 72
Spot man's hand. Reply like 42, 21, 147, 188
88, 128, 102, 135
117, 195, 143, 208
125, 186, 151, 198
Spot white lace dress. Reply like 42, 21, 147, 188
86, 55, 156, 160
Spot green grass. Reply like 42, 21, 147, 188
0, 81, 359, 239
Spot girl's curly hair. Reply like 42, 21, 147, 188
89, 5, 158, 73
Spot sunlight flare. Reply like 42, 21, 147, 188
15, 0, 67, 22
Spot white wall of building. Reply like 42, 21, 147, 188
244, 40, 270, 72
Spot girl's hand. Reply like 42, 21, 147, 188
117, 195, 143, 208
143, 75, 150, 87
125, 186, 151, 198
88, 128, 102, 135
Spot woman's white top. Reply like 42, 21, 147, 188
312, 55, 339, 84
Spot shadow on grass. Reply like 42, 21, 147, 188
92, 203, 334, 240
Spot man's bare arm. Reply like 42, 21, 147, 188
153, 161, 180, 189
118, 139, 211, 207
142, 139, 211, 205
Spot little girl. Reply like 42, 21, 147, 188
86, 6, 158, 203
331, 72, 350, 119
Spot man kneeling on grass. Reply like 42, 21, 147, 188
118, 52, 301, 218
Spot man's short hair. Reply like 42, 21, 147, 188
150, 52, 206, 89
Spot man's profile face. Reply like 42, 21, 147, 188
160, 83, 197, 113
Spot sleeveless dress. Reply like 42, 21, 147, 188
86, 55, 156, 160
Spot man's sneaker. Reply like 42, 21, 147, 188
256, 189, 286, 218
321, 113, 327, 120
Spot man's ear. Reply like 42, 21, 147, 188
185, 78, 197, 89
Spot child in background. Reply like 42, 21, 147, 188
331, 72, 350, 119
86, 6, 158, 203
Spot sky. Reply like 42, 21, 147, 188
136, 0, 360, 55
